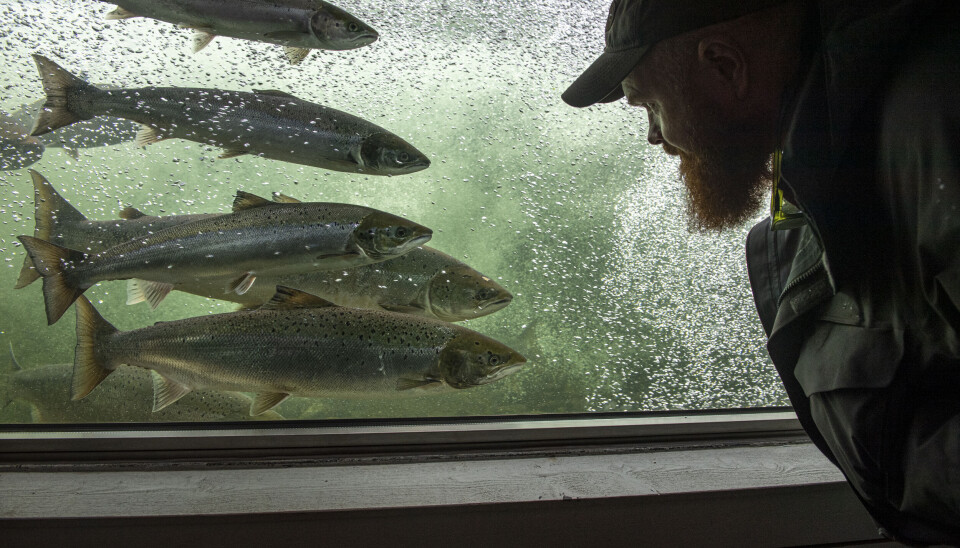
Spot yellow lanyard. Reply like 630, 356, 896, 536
769, 148, 806, 231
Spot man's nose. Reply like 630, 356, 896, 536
647, 111, 664, 145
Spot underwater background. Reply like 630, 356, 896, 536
0, 0, 787, 422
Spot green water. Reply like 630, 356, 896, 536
0, 0, 786, 422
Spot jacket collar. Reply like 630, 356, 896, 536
778, 0, 937, 287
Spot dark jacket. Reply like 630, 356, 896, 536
745, 0, 960, 543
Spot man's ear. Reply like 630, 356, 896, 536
698, 37, 748, 100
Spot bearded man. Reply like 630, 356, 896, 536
563, 0, 960, 544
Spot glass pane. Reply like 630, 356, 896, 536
0, 0, 786, 424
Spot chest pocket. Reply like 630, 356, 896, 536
793, 290, 905, 396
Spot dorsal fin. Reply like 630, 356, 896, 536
232, 190, 274, 212
30, 169, 87, 227
119, 206, 147, 219
253, 89, 298, 99
260, 286, 338, 311
271, 192, 302, 204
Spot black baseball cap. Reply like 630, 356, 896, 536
562, 0, 792, 108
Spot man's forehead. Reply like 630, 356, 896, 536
620, 56, 651, 93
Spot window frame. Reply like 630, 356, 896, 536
1, 408, 889, 546
1, 407, 800, 463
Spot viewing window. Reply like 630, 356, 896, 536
0, 0, 786, 426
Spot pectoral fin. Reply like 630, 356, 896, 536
192, 29, 216, 53
218, 147, 249, 159
227, 272, 257, 295
105, 6, 138, 20
251, 392, 290, 416
135, 125, 165, 147
348, 145, 364, 167
283, 47, 311, 65
396, 378, 443, 391
260, 286, 337, 310
127, 279, 174, 309
152, 371, 192, 412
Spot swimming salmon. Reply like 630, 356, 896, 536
102, 0, 378, 64
194, 193, 512, 320
15, 169, 219, 289
19, 191, 432, 324
0, 112, 45, 170
207, 246, 514, 321
30, 54, 430, 175
1, 347, 285, 423
73, 287, 526, 415
16, 171, 508, 322
0, 97, 140, 170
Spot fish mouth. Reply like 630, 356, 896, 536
400, 158, 430, 173
483, 362, 525, 384
404, 234, 432, 250
481, 297, 512, 311
353, 30, 379, 45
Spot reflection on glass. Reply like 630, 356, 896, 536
0, 0, 785, 424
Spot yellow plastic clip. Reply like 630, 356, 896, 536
770, 149, 806, 231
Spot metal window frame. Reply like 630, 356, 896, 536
5, 406, 886, 548
0, 407, 802, 465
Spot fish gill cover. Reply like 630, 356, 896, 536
0, 0, 785, 423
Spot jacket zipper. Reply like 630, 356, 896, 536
777, 260, 825, 308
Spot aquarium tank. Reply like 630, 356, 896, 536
0, 0, 787, 424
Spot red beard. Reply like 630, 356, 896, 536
671, 140, 772, 232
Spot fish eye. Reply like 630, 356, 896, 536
395, 226, 408, 238
398, 152, 410, 163
348, 22, 359, 32
489, 354, 501, 366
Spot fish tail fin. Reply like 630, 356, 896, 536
15, 170, 88, 289
30, 54, 97, 136
17, 235, 87, 325
73, 296, 118, 400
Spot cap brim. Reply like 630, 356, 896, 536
561, 46, 648, 108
